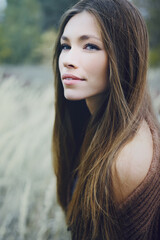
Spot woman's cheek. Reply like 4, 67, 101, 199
84, 54, 107, 77
83, 56, 100, 74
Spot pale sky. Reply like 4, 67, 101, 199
0, 0, 7, 11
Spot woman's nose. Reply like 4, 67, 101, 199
64, 62, 77, 69
63, 50, 78, 69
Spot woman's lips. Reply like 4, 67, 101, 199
62, 74, 85, 85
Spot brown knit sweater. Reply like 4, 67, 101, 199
114, 118, 160, 240
69, 118, 160, 240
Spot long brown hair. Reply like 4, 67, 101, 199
52, 0, 159, 239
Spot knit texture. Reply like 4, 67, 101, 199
114, 117, 160, 240
69, 118, 160, 239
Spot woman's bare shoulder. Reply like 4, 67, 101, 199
112, 120, 153, 203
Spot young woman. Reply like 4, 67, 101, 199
52, 0, 160, 239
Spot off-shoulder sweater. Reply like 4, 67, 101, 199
114, 118, 160, 240
69, 118, 160, 240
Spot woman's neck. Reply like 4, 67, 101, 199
85, 93, 106, 114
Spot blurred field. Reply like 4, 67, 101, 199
0, 65, 159, 240
0, 65, 71, 240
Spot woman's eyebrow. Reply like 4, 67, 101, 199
79, 35, 102, 42
61, 34, 102, 42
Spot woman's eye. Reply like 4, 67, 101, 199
85, 43, 100, 51
60, 44, 71, 51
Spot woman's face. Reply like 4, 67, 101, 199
58, 11, 108, 110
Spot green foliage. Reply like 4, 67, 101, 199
133, 0, 160, 66
36, 29, 58, 64
137, 0, 160, 49
0, 26, 11, 62
149, 46, 160, 67
38, 0, 78, 30
0, 0, 43, 64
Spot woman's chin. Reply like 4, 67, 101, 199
64, 93, 85, 101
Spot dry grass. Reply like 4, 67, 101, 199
0, 65, 71, 240
0, 65, 159, 240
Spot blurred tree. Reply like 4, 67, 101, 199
134, 0, 160, 48
38, 0, 78, 30
133, 0, 160, 66
0, 0, 42, 64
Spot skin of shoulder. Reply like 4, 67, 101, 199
112, 120, 153, 203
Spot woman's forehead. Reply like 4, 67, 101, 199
62, 11, 102, 41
